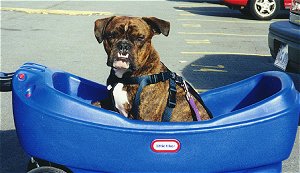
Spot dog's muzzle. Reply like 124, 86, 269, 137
117, 40, 132, 55
112, 40, 133, 69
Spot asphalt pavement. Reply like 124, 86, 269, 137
1, 0, 299, 172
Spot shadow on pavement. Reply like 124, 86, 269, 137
181, 54, 300, 92
0, 130, 28, 173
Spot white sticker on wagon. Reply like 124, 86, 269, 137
151, 139, 181, 153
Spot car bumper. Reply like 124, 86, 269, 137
268, 21, 300, 73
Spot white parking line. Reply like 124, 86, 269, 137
182, 24, 202, 28
179, 32, 267, 37
196, 89, 209, 93
185, 39, 210, 44
191, 64, 225, 68
177, 19, 273, 24
191, 64, 227, 73
194, 68, 227, 72
181, 52, 270, 57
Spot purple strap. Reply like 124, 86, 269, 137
188, 97, 202, 121
182, 81, 201, 121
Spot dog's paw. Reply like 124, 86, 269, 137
92, 101, 102, 107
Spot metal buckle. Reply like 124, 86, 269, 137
175, 76, 183, 84
171, 72, 176, 79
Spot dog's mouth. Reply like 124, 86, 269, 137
112, 52, 130, 69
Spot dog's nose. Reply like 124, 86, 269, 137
117, 40, 131, 54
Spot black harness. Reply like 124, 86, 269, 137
107, 69, 212, 121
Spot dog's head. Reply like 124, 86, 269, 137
94, 16, 170, 71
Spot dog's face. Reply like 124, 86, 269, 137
94, 16, 170, 71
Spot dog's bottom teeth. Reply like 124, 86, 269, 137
117, 52, 129, 58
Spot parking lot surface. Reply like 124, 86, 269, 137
1, 0, 299, 172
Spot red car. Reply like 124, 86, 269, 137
221, 0, 292, 20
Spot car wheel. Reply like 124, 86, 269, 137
249, 0, 280, 20
27, 166, 67, 173
27, 157, 72, 173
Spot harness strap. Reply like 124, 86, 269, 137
123, 71, 174, 85
161, 77, 176, 122
185, 81, 213, 119
126, 72, 177, 121
131, 77, 150, 119
108, 70, 212, 121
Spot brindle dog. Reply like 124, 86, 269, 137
93, 16, 210, 122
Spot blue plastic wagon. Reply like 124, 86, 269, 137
5, 63, 300, 173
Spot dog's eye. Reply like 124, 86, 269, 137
106, 32, 116, 39
136, 36, 145, 42
107, 34, 114, 39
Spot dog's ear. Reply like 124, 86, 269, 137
94, 16, 115, 44
142, 17, 170, 37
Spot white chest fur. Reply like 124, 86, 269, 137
112, 83, 129, 117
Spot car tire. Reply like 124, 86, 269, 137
239, 8, 251, 16
27, 166, 67, 173
27, 157, 72, 173
249, 0, 280, 20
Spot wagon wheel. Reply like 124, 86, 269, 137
27, 157, 72, 173
27, 166, 67, 173
249, 0, 280, 20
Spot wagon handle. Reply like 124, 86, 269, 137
0, 72, 14, 92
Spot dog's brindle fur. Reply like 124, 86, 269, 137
94, 16, 210, 122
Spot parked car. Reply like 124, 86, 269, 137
268, 0, 300, 73
221, 0, 291, 20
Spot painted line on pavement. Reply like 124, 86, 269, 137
179, 32, 267, 37
185, 39, 211, 44
196, 89, 209, 93
181, 52, 271, 57
191, 64, 227, 73
182, 24, 202, 28
177, 18, 273, 24
191, 64, 225, 69
0, 7, 113, 16
194, 68, 228, 72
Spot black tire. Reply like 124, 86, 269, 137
239, 7, 251, 16
27, 158, 72, 173
249, 0, 280, 20
27, 166, 67, 173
